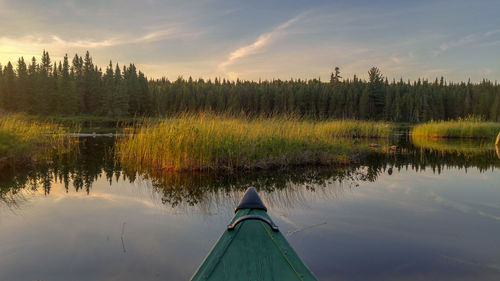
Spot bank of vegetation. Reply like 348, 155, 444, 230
117, 116, 391, 171
0, 51, 499, 122
412, 118, 500, 139
0, 115, 76, 168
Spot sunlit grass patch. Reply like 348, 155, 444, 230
0, 114, 77, 167
411, 136, 495, 155
117, 115, 391, 171
412, 118, 500, 139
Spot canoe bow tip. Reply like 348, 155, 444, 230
235, 186, 267, 213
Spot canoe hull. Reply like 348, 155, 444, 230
191, 188, 318, 281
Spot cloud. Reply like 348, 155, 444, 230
2, 27, 176, 49
0, 28, 185, 64
50, 28, 177, 48
51, 35, 117, 48
139, 29, 173, 42
1, 1, 497, 82
218, 13, 303, 73
434, 29, 500, 56
485, 29, 500, 37
391, 56, 402, 64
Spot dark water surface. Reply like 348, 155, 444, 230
1, 137, 499, 281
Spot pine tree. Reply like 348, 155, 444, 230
367, 67, 385, 119
113, 64, 129, 116
1, 62, 16, 111
72, 54, 84, 113
125, 64, 141, 115
38, 50, 53, 114
102, 61, 115, 116
359, 87, 370, 120
82, 51, 96, 113
138, 71, 151, 114
330, 66, 342, 84
16, 57, 29, 111
26, 57, 39, 114
490, 89, 500, 121
58, 54, 78, 114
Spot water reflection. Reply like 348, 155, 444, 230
1, 136, 499, 281
1, 136, 499, 211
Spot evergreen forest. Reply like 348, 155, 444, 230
1, 51, 499, 122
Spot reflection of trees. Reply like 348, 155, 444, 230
0, 137, 119, 207
1, 135, 499, 209
382, 136, 500, 173
123, 166, 368, 209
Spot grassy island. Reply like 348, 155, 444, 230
117, 116, 391, 171
412, 119, 500, 139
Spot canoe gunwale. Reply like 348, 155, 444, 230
227, 214, 279, 232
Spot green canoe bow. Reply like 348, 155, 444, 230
190, 187, 318, 281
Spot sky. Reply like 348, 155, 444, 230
0, 0, 499, 82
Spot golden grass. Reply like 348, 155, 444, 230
0, 114, 76, 167
117, 115, 391, 171
411, 136, 495, 155
412, 119, 500, 139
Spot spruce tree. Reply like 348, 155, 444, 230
58, 54, 78, 115
102, 61, 115, 116
359, 87, 370, 120
1, 62, 16, 111
367, 67, 385, 119
16, 57, 28, 111
114, 64, 129, 116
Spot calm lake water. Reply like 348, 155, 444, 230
1, 137, 499, 281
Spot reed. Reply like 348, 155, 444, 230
411, 136, 495, 155
0, 114, 76, 167
117, 115, 391, 171
412, 118, 500, 139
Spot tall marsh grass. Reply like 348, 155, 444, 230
412, 118, 500, 139
0, 114, 76, 167
117, 116, 391, 171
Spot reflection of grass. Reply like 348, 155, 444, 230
411, 136, 495, 155
412, 119, 500, 139
117, 115, 391, 171
0, 114, 76, 168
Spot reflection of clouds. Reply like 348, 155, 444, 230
273, 212, 300, 229
347, 170, 444, 214
286, 222, 327, 237
386, 182, 412, 195
428, 191, 500, 221
348, 167, 500, 222
2, 176, 168, 214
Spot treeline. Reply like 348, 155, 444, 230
1, 51, 499, 121
0, 51, 148, 116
